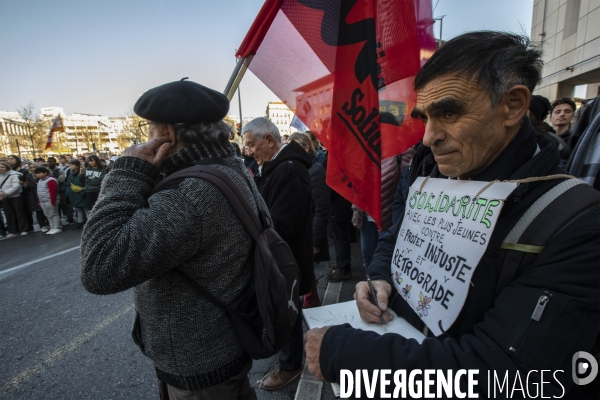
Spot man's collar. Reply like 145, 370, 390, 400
270, 143, 286, 162
161, 140, 235, 176
258, 143, 286, 175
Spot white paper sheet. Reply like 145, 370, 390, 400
303, 300, 426, 397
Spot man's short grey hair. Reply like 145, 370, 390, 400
241, 117, 281, 143
172, 120, 234, 144
414, 31, 543, 106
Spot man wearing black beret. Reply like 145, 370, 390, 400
80, 79, 260, 399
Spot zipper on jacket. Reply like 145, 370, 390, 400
530, 294, 550, 321
508, 290, 552, 352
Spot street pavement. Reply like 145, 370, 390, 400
0, 220, 365, 399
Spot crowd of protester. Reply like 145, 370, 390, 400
5, 30, 600, 399
0, 153, 115, 238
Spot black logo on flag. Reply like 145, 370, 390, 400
298, 0, 381, 90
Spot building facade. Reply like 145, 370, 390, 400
531, 0, 600, 100
1, 107, 253, 158
39, 107, 128, 155
266, 102, 298, 137
0, 107, 142, 158
0, 112, 31, 157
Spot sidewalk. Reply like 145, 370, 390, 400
253, 239, 365, 400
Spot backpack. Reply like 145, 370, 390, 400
494, 178, 600, 399
152, 159, 300, 360
495, 178, 600, 296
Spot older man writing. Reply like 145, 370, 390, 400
305, 31, 600, 398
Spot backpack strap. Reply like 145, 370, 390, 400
171, 268, 229, 310
192, 158, 254, 190
152, 164, 266, 309
0, 175, 10, 189
153, 164, 263, 241
495, 179, 600, 297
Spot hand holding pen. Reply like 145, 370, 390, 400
355, 275, 394, 327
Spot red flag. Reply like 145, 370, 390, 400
239, 0, 436, 228
236, 0, 284, 58
45, 116, 65, 150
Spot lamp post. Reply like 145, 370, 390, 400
434, 15, 446, 45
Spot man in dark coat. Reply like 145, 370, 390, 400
305, 31, 600, 399
243, 117, 314, 391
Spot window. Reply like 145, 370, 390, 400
564, 0, 581, 39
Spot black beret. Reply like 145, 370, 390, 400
134, 78, 229, 124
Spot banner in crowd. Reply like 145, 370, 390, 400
290, 114, 309, 132
391, 177, 518, 336
236, 0, 436, 228
45, 116, 65, 150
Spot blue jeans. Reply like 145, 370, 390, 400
361, 215, 379, 268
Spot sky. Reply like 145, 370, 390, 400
0, 0, 536, 120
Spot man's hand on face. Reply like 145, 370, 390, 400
121, 137, 172, 168
354, 279, 394, 324
304, 327, 330, 380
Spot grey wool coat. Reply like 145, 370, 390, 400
80, 140, 261, 391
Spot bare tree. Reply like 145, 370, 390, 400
17, 102, 50, 158
115, 131, 135, 151
121, 112, 147, 145
79, 124, 97, 152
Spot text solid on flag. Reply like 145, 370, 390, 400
237, 0, 436, 228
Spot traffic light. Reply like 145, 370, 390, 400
236, 123, 241, 136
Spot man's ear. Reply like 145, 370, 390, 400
265, 134, 275, 147
166, 124, 178, 146
504, 85, 530, 128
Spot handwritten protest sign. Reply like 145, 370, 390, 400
391, 177, 518, 336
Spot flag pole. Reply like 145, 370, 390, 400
224, 55, 254, 101
224, 57, 245, 99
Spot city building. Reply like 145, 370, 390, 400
1, 108, 263, 158
531, 0, 600, 100
0, 113, 31, 157
266, 102, 298, 137
0, 107, 140, 158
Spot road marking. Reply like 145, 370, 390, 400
0, 246, 81, 276
0, 304, 134, 396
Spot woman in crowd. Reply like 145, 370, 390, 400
66, 159, 87, 228
23, 162, 50, 232
8, 155, 34, 231
289, 132, 330, 308
0, 161, 28, 237
79, 154, 106, 214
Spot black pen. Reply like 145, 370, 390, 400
366, 274, 387, 331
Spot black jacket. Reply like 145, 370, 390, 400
23, 170, 41, 212
320, 122, 600, 398
244, 155, 259, 177
254, 141, 314, 295
309, 158, 330, 262
320, 151, 354, 222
